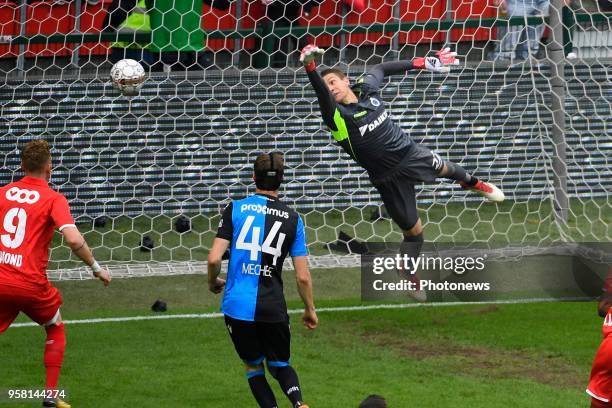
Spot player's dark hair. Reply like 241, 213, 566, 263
254, 152, 284, 191
598, 292, 612, 317
21, 139, 51, 173
321, 68, 346, 79
359, 394, 387, 408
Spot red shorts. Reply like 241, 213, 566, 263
0, 282, 63, 333
588, 337, 612, 406
591, 398, 612, 408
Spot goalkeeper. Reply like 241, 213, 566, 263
300, 45, 504, 289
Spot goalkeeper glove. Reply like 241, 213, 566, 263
300, 44, 325, 72
412, 48, 460, 73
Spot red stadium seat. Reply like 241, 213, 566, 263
0, 1, 18, 58
3, 0, 496, 61
399, 0, 445, 45
25, 0, 75, 57
344, 0, 394, 47
203, 1, 238, 51
79, 0, 113, 56
451, 0, 496, 42
300, 0, 341, 48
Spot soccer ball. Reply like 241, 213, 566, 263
110, 59, 146, 96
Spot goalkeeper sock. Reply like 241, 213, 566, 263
400, 233, 424, 274
247, 370, 278, 408
270, 366, 304, 408
44, 323, 66, 390
441, 161, 478, 186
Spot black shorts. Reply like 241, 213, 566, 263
371, 143, 442, 231
224, 315, 291, 366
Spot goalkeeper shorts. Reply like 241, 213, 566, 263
370, 143, 441, 230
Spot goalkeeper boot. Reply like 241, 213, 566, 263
461, 180, 505, 203
406, 277, 427, 302
398, 268, 427, 302
42, 398, 71, 408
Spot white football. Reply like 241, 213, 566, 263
110, 59, 146, 96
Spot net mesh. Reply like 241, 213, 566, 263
0, 0, 609, 279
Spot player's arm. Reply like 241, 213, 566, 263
208, 202, 233, 294
366, 48, 460, 82
289, 215, 317, 329
207, 237, 229, 294
292, 255, 317, 329
300, 45, 337, 130
52, 195, 110, 285
60, 226, 111, 286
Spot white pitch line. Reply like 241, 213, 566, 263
8, 297, 590, 329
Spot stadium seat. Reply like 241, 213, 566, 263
25, 0, 74, 57
79, 0, 114, 56
0, 1, 17, 58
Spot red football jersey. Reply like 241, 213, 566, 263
0, 176, 75, 288
587, 307, 612, 404
605, 309, 612, 338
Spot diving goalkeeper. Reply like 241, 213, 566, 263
300, 45, 504, 293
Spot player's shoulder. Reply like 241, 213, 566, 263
238, 194, 301, 222
0, 181, 11, 193
43, 184, 67, 202
359, 91, 384, 108
231, 194, 261, 210
272, 198, 300, 219
230, 194, 277, 215
357, 73, 382, 96
1, 179, 63, 204
274, 201, 305, 233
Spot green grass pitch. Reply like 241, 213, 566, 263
0, 270, 604, 407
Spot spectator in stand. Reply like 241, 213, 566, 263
255, 0, 367, 68
147, 0, 212, 71
104, 0, 224, 71
103, 0, 154, 70
489, 0, 569, 62
261, 0, 312, 67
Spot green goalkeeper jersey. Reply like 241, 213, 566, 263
149, 0, 205, 52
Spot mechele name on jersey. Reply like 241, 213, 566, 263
242, 263, 273, 277
240, 203, 289, 219
359, 110, 389, 136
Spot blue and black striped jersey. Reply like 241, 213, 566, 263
216, 193, 308, 323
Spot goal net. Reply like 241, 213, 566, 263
0, 0, 609, 280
